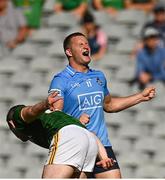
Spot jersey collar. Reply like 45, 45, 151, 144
66, 65, 93, 77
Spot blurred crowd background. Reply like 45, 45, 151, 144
1, 0, 165, 178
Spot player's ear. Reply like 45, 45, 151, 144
65, 49, 72, 57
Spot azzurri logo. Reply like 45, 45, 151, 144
78, 91, 103, 110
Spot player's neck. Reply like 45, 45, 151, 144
69, 61, 89, 73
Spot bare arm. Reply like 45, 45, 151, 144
104, 86, 156, 113
93, 0, 104, 10
91, 45, 107, 61
21, 92, 58, 123
94, 134, 108, 160
54, 2, 63, 13
7, 26, 28, 49
93, 133, 115, 168
72, 2, 87, 18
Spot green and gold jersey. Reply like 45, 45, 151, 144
11, 105, 85, 148
12, 0, 44, 28
56, 0, 87, 10
101, 0, 124, 10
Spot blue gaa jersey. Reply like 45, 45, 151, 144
49, 65, 111, 147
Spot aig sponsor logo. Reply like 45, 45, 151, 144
78, 91, 103, 110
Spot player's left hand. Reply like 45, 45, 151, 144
79, 113, 90, 125
96, 158, 116, 169
141, 86, 156, 101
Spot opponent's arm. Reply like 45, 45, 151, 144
21, 92, 58, 123
104, 86, 156, 113
93, 134, 115, 169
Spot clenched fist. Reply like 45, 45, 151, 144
141, 86, 156, 101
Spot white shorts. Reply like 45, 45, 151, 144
45, 125, 98, 172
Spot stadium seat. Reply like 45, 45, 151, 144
110, 138, 133, 155
153, 122, 165, 139
116, 38, 137, 54
151, 95, 165, 109
155, 151, 165, 167
116, 66, 135, 82
0, 85, 21, 103
8, 155, 34, 178
131, 22, 144, 38
120, 166, 135, 178
47, 41, 65, 58
63, 26, 82, 38
0, 101, 8, 123
25, 167, 43, 178
0, 167, 22, 178
94, 53, 130, 69
105, 111, 132, 127
93, 11, 112, 26
26, 143, 47, 157
135, 137, 158, 154
135, 109, 162, 126
43, 0, 54, 14
135, 165, 162, 178
108, 81, 131, 96
30, 28, 60, 44
0, 143, 12, 159
0, 58, 22, 74
26, 143, 47, 167
11, 70, 35, 87
119, 123, 142, 141
119, 151, 144, 168
47, 13, 78, 28
28, 83, 49, 101
12, 43, 37, 59
30, 56, 54, 73
116, 9, 146, 25
102, 24, 129, 41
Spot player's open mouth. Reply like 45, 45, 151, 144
82, 50, 89, 56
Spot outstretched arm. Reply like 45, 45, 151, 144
21, 92, 59, 123
104, 86, 156, 113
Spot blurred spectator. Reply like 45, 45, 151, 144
136, 28, 165, 89
81, 11, 107, 61
131, 4, 165, 59
54, 0, 88, 19
0, 0, 27, 50
125, 0, 156, 13
92, 0, 124, 15
141, 4, 165, 46
12, 0, 45, 30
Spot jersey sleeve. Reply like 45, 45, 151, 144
48, 75, 66, 98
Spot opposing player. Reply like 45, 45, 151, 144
48, 32, 156, 178
6, 92, 114, 178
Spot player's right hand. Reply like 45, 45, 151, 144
79, 113, 90, 125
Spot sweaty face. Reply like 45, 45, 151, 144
69, 36, 91, 65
